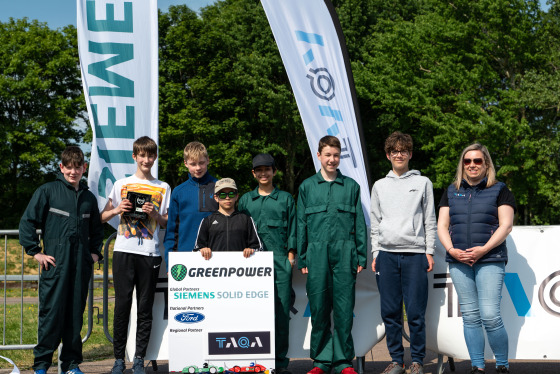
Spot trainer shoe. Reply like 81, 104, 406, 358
496, 366, 509, 373
409, 362, 424, 374
132, 357, 145, 374
381, 362, 405, 374
341, 367, 358, 374
469, 368, 485, 374
34, 370, 47, 374
66, 368, 84, 374
111, 359, 126, 374
307, 367, 326, 374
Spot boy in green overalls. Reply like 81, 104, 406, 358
238, 154, 296, 374
297, 136, 367, 374
19, 146, 104, 374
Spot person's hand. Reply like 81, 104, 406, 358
357, 265, 364, 273
447, 247, 471, 265
465, 246, 487, 265
426, 254, 434, 272
91, 253, 99, 263
34, 253, 56, 270
142, 202, 159, 218
301, 267, 308, 274
288, 251, 296, 268
371, 258, 377, 272
116, 199, 133, 214
200, 247, 212, 260
243, 248, 255, 258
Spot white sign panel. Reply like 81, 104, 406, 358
426, 225, 560, 360
77, 0, 159, 224
261, 0, 371, 224
168, 252, 275, 372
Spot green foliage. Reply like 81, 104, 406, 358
0, 19, 85, 228
2, 0, 560, 226
158, 1, 313, 195
349, 0, 560, 224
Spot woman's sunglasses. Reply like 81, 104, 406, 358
463, 158, 483, 165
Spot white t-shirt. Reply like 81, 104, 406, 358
108, 175, 171, 256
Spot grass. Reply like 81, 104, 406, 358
0, 300, 115, 370
0, 237, 118, 370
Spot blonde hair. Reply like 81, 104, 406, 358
183, 141, 209, 162
453, 143, 497, 190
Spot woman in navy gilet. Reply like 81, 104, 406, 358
437, 143, 516, 374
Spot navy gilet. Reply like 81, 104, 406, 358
445, 178, 507, 263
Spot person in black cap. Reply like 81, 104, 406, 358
238, 154, 296, 374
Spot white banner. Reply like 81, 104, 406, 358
260, 0, 371, 224
168, 252, 275, 372
77, 0, 159, 219
426, 226, 560, 360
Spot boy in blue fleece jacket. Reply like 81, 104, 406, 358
164, 142, 218, 267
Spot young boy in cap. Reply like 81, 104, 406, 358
370, 132, 436, 374
164, 141, 218, 267
297, 136, 367, 374
194, 178, 262, 257
238, 154, 296, 373
19, 146, 104, 374
101, 136, 171, 374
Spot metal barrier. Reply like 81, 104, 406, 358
0, 229, 115, 372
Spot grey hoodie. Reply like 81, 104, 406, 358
370, 169, 436, 257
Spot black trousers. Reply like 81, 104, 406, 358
112, 251, 162, 359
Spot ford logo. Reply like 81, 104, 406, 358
174, 312, 205, 324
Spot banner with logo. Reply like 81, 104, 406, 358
77, 0, 159, 221
167, 252, 275, 372
260, 0, 371, 224
426, 226, 560, 359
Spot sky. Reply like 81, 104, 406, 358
1, 0, 551, 29
0, 0, 217, 29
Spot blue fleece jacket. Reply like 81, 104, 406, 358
163, 172, 218, 268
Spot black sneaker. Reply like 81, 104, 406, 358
469, 368, 485, 374
496, 366, 510, 373
112, 359, 125, 374
132, 357, 145, 374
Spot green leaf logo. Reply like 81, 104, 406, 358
171, 264, 187, 281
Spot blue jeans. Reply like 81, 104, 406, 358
449, 262, 509, 369
376, 251, 428, 365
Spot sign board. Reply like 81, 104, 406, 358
167, 252, 275, 372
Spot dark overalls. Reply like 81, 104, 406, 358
19, 174, 104, 372
239, 187, 296, 369
297, 171, 367, 373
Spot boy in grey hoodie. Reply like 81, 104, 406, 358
370, 132, 436, 374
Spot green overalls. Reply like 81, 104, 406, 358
238, 187, 296, 369
19, 174, 104, 372
297, 171, 367, 373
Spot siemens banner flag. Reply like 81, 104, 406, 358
77, 0, 159, 217
261, 0, 370, 221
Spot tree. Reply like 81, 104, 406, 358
158, 1, 312, 195
350, 0, 560, 224
0, 19, 85, 228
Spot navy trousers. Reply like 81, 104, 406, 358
375, 251, 429, 364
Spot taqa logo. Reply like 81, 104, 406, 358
174, 312, 205, 324
208, 332, 270, 355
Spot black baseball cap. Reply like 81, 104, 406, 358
252, 153, 275, 169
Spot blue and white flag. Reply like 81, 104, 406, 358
77, 0, 159, 218
261, 0, 371, 223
